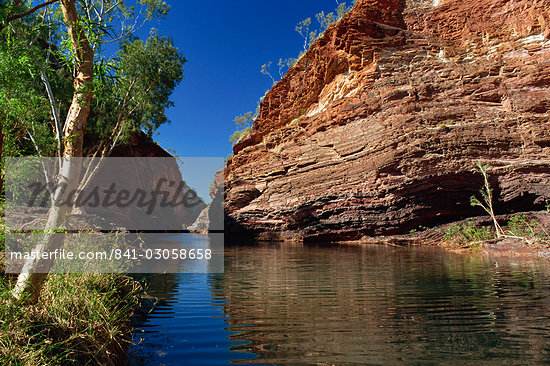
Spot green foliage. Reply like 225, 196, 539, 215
409, 225, 428, 234
230, 126, 252, 145
444, 222, 494, 247
119, 30, 185, 133
295, 17, 315, 52
86, 28, 185, 149
296, 2, 354, 53
55, 0, 171, 55
0, 25, 55, 158
0, 0, 185, 161
506, 215, 538, 237
260, 1, 356, 84
4, 158, 48, 205
260, 61, 276, 84
0, 273, 141, 365
229, 101, 261, 145
470, 162, 504, 238
0, 197, 4, 252
234, 111, 256, 128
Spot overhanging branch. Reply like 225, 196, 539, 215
0, 0, 59, 31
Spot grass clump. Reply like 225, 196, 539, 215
444, 215, 549, 249
506, 214, 538, 237
503, 215, 549, 247
0, 272, 141, 365
0, 184, 142, 364
230, 110, 256, 146
1, 201, 142, 364
444, 222, 494, 247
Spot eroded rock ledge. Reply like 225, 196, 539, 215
225, 0, 550, 241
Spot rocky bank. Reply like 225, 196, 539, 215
225, 0, 550, 241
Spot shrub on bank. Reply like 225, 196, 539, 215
0, 195, 143, 364
444, 222, 494, 247
0, 272, 141, 365
506, 214, 538, 237
444, 214, 549, 249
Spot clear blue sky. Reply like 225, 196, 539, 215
149, 0, 346, 157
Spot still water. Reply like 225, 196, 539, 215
129, 240, 550, 365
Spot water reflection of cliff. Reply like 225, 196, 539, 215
212, 244, 550, 364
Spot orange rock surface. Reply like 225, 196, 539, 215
225, 0, 550, 241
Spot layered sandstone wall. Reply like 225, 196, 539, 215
225, 0, 550, 241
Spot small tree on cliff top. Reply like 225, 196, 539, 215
233, 1, 357, 145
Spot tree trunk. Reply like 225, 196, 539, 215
13, 0, 93, 303
1, 118, 3, 194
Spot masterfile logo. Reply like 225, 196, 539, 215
4, 157, 225, 274
5, 157, 224, 231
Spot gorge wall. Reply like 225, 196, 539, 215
100, 132, 205, 230
225, 0, 550, 241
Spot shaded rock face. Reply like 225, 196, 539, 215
225, 0, 550, 241
93, 132, 206, 229
189, 169, 225, 232
6, 133, 205, 231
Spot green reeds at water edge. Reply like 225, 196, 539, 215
0, 271, 141, 365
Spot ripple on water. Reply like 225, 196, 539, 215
129, 242, 550, 365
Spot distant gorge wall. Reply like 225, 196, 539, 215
101, 132, 205, 229
224, 0, 550, 241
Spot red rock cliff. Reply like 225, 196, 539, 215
225, 0, 550, 241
